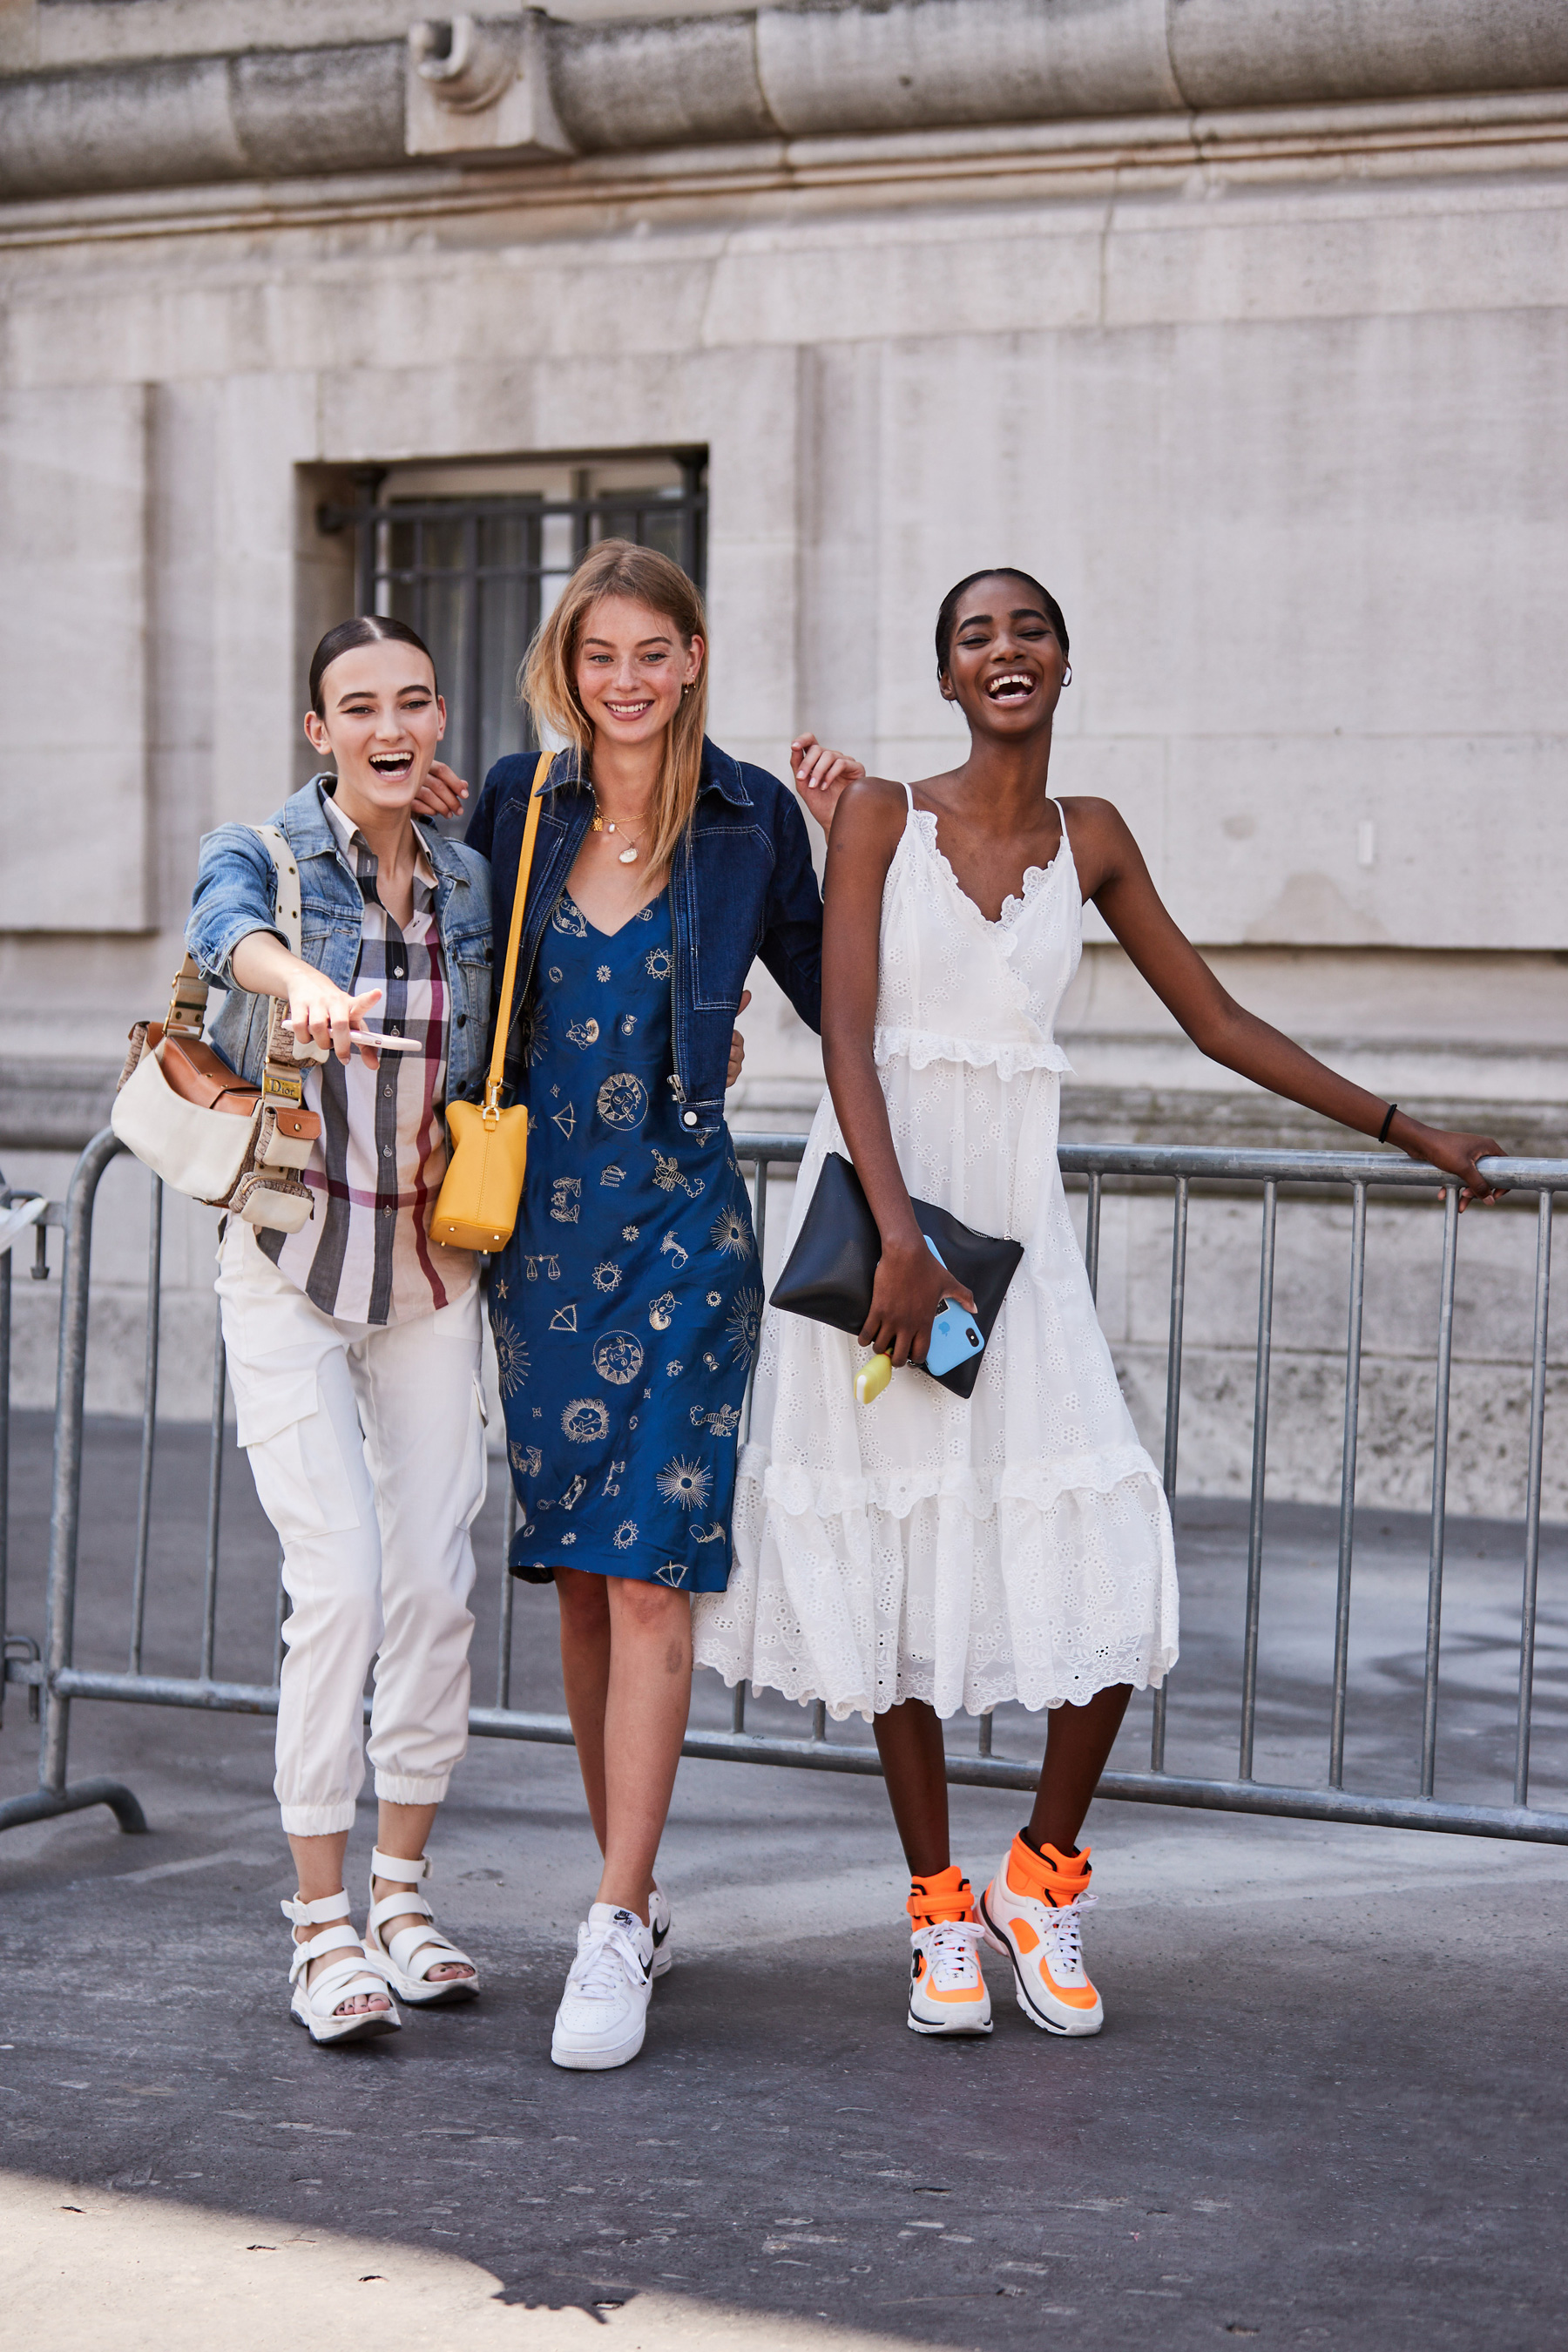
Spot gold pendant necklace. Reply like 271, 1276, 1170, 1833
591, 798, 644, 865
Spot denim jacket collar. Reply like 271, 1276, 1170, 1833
293, 774, 480, 907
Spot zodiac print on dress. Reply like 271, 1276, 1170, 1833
551, 1103, 577, 1139
727, 1288, 764, 1366
493, 1321, 530, 1397
562, 1396, 611, 1444
566, 1017, 600, 1049
509, 1440, 543, 1477
592, 1260, 623, 1294
593, 1332, 645, 1387
660, 1231, 689, 1272
709, 1203, 752, 1260
598, 1073, 650, 1130
689, 1402, 740, 1436
520, 1254, 562, 1281
651, 1151, 705, 1200
648, 1291, 679, 1331
551, 1177, 581, 1224
600, 1165, 626, 1187
552, 899, 588, 937
551, 1303, 578, 1331
645, 946, 672, 981
657, 1457, 713, 1512
601, 1460, 626, 1496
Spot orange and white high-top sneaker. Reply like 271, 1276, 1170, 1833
906, 1865, 993, 2038
979, 1835, 1103, 2036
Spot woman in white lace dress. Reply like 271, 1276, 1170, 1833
694, 567, 1504, 2044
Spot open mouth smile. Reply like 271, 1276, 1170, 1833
604, 698, 656, 721
368, 750, 416, 778
984, 672, 1037, 703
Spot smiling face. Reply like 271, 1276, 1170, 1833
303, 639, 445, 822
574, 592, 703, 754
940, 575, 1068, 740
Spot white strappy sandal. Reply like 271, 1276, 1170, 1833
282, 1890, 402, 2044
363, 1849, 481, 2006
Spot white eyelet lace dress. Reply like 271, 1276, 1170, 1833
691, 787, 1179, 1722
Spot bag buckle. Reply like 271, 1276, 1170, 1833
481, 1079, 504, 1130
263, 1067, 304, 1105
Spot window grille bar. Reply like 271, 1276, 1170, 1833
200, 1314, 225, 1685
128, 1175, 162, 1676
1513, 1188, 1553, 1808
1420, 1186, 1460, 1797
1238, 1179, 1278, 1782
1328, 1181, 1368, 1788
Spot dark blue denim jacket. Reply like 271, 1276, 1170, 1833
186, 776, 494, 1102
466, 739, 823, 1132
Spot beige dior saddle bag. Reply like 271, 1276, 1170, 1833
112, 825, 323, 1233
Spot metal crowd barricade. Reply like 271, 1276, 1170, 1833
2, 1127, 1566, 1845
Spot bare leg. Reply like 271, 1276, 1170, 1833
597, 1577, 693, 1920
1026, 1684, 1134, 1855
287, 1828, 391, 2016
556, 1565, 613, 1855
370, 1797, 474, 1984
871, 1698, 950, 1877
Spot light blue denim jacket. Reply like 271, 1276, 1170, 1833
185, 776, 494, 1105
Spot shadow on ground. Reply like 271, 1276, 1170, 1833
3, 1414, 1567, 2349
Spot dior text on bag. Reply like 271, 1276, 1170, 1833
112, 824, 321, 1233
430, 748, 550, 1253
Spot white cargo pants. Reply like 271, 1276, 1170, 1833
216, 1225, 487, 1837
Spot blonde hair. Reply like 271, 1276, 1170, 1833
520, 539, 708, 880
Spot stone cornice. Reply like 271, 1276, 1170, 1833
1, 84, 1565, 252
3, 0, 1568, 205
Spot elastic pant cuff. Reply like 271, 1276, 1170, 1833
278, 1800, 358, 1837
373, 1772, 450, 1808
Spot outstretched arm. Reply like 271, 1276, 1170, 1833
821, 781, 976, 1366
1071, 799, 1504, 1204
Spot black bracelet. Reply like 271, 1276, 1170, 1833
1377, 1102, 1399, 1145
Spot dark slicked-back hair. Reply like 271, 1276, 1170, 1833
308, 615, 438, 716
935, 569, 1070, 675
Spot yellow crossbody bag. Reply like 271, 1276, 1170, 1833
430, 751, 549, 1253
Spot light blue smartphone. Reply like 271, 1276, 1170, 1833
923, 1236, 984, 1377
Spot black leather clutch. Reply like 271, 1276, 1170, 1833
770, 1152, 1023, 1401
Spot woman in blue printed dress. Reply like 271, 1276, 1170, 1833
456, 541, 835, 2072
501, 888, 759, 1587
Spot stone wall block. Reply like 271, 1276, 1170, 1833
755, 0, 1179, 138
549, 13, 774, 152
0, 381, 152, 932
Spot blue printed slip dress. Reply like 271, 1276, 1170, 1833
490, 888, 761, 1591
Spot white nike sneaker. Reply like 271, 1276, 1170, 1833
649, 1881, 673, 1981
906, 1868, 993, 2037
551, 1902, 655, 2072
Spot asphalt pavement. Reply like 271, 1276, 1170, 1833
3, 1411, 1566, 2350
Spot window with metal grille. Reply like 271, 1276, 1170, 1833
320, 450, 707, 808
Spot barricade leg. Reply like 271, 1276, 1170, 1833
0, 1129, 145, 1838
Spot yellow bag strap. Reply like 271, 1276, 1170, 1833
483, 749, 552, 1117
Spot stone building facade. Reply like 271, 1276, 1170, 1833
1, 0, 1565, 1512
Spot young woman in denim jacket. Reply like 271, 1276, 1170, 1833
451, 539, 832, 2071
186, 616, 494, 2044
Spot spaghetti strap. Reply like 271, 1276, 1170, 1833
902, 781, 916, 814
